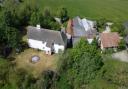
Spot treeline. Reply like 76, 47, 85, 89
0, 0, 69, 57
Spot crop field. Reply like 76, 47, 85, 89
37, 0, 128, 22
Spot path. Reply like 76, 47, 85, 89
112, 50, 128, 62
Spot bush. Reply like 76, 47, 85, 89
100, 60, 128, 87
55, 39, 103, 89
118, 39, 126, 50
111, 23, 125, 36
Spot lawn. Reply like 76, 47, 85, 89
15, 49, 59, 78
88, 58, 128, 89
34, 0, 128, 22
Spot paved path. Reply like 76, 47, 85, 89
112, 50, 128, 62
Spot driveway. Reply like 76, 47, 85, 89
112, 50, 128, 62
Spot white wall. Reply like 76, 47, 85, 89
28, 39, 65, 54
101, 42, 104, 50
87, 39, 93, 44
54, 44, 65, 53
28, 39, 51, 52
66, 33, 72, 39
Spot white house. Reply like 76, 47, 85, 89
27, 26, 67, 55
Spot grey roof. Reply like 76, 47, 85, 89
27, 26, 67, 47
73, 16, 86, 36
72, 16, 97, 45
72, 16, 97, 37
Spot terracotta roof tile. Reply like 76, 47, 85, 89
100, 32, 120, 48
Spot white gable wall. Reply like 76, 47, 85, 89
54, 44, 65, 53
28, 39, 51, 53
82, 18, 95, 31
82, 19, 90, 31
101, 41, 104, 50
28, 39, 65, 54
87, 38, 93, 44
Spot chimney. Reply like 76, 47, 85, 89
36, 24, 41, 29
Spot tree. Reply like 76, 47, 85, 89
0, 12, 6, 43
0, 13, 19, 54
57, 7, 69, 23
2, 0, 37, 27
97, 18, 108, 32
5, 27, 19, 48
40, 7, 60, 30
17, 2, 33, 26
2, 0, 20, 28
97, 18, 107, 28
30, 12, 41, 26
43, 7, 52, 17
118, 39, 126, 50
91, 37, 98, 47
111, 23, 125, 36
55, 39, 103, 89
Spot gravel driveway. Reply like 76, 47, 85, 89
112, 50, 128, 62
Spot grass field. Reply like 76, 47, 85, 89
88, 59, 128, 89
37, 0, 128, 22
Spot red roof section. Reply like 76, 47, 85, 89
100, 32, 120, 48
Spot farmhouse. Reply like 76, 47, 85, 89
27, 25, 67, 55
100, 32, 120, 50
66, 16, 97, 45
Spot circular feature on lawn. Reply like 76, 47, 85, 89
31, 55, 40, 63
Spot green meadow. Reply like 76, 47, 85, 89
38, 0, 128, 22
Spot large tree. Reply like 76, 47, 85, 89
56, 39, 103, 89
30, 11, 41, 26
57, 7, 69, 23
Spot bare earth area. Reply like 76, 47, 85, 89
15, 49, 58, 77
112, 50, 128, 62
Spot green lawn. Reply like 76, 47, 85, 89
88, 59, 128, 89
15, 49, 59, 78
36, 0, 128, 22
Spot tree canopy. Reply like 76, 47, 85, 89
56, 39, 103, 89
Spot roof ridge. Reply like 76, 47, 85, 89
28, 26, 62, 35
